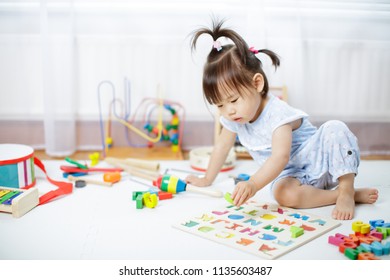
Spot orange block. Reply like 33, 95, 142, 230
339, 241, 358, 253
358, 252, 380, 260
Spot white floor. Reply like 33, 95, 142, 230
0, 160, 389, 261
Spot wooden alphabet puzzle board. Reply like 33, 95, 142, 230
173, 200, 340, 259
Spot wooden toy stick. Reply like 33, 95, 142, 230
105, 157, 160, 172
105, 160, 159, 181
67, 175, 113, 187
186, 184, 223, 198
125, 167, 159, 181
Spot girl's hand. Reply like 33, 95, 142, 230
231, 180, 258, 206
185, 174, 211, 187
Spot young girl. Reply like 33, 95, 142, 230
185, 19, 378, 220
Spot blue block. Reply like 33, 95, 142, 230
371, 241, 384, 256
360, 243, 372, 252
383, 241, 390, 255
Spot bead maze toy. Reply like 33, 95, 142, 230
0, 186, 39, 218
173, 200, 340, 259
97, 79, 185, 157
154, 174, 223, 198
328, 219, 390, 260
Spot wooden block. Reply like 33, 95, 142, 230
344, 248, 358, 260
358, 234, 381, 245
369, 219, 384, 228
383, 241, 390, 255
358, 252, 379, 260
328, 235, 344, 246
370, 230, 383, 240
339, 241, 358, 253
136, 194, 144, 209
352, 221, 371, 234
224, 192, 234, 205
376, 227, 389, 239
132, 191, 145, 201
290, 226, 304, 238
143, 193, 158, 209
157, 191, 173, 200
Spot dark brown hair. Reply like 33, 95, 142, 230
191, 19, 280, 105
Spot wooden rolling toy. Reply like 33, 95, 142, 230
0, 186, 39, 218
153, 174, 223, 198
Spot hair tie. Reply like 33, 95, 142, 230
213, 41, 222, 52
249, 47, 259, 54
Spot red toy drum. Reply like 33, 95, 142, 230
0, 144, 36, 189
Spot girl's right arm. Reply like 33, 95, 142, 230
185, 127, 237, 187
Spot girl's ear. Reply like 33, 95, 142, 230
253, 73, 264, 93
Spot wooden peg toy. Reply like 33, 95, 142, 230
153, 174, 223, 198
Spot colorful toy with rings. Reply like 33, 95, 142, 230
97, 78, 185, 157
153, 174, 223, 198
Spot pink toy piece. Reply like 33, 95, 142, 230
328, 235, 344, 246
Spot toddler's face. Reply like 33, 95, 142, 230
215, 87, 262, 124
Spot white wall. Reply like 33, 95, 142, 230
1, 1, 389, 122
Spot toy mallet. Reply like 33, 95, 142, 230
153, 174, 223, 198
68, 175, 113, 187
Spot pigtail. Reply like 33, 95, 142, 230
191, 18, 250, 64
210, 20, 249, 64
258, 49, 280, 71
190, 17, 281, 104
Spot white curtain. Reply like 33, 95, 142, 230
40, 0, 76, 156
0, 0, 389, 153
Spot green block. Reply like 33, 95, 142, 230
290, 226, 304, 238
344, 248, 358, 260
224, 192, 234, 205
136, 194, 144, 209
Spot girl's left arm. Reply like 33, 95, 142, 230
232, 123, 293, 206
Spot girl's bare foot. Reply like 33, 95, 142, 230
354, 188, 379, 204
332, 191, 355, 220
332, 188, 378, 220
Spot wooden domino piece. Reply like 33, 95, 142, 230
0, 186, 39, 218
